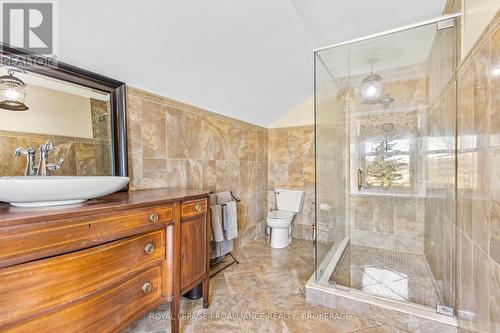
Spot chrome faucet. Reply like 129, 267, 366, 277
14, 147, 37, 176
14, 140, 64, 176
37, 140, 64, 176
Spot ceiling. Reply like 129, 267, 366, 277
55, 0, 447, 127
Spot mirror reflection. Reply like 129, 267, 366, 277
0, 67, 112, 177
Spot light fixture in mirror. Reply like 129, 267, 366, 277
360, 63, 383, 104
0, 69, 28, 111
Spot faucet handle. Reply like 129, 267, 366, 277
40, 140, 54, 152
46, 158, 64, 174
46, 140, 54, 151
14, 147, 35, 157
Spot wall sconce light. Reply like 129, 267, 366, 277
0, 69, 28, 111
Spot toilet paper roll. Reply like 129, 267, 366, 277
319, 203, 331, 211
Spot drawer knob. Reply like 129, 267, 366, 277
195, 204, 202, 212
144, 242, 155, 255
149, 213, 159, 223
142, 281, 153, 294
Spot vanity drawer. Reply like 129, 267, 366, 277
0, 230, 166, 328
0, 204, 173, 268
181, 199, 207, 219
4, 266, 162, 333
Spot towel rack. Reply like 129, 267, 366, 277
230, 191, 241, 202
209, 190, 240, 277
221, 191, 241, 207
210, 252, 239, 278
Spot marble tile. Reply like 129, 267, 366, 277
186, 159, 203, 190
490, 200, 500, 264
239, 128, 251, 161
394, 198, 417, 236
469, 244, 491, 333
288, 160, 304, 190
215, 119, 230, 161
303, 128, 314, 161
165, 159, 186, 188
75, 142, 97, 176
215, 160, 229, 192
228, 126, 240, 161
351, 197, 373, 231
142, 159, 167, 188
239, 161, 250, 193
126, 95, 143, 159
53, 140, 77, 175
268, 131, 288, 161
141, 100, 165, 159
184, 111, 202, 160
473, 36, 491, 150
202, 160, 217, 192
373, 197, 394, 233
128, 157, 143, 190
287, 129, 303, 160
457, 231, 474, 323
201, 117, 217, 161
490, 262, 500, 332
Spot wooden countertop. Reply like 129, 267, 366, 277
0, 188, 209, 227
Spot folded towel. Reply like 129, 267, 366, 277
223, 201, 238, 240
216, 191, 232, 205
210, 205, 224, 242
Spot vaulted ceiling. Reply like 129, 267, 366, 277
56, 0, 447, 127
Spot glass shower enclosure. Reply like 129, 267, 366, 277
314, 14, 459, 313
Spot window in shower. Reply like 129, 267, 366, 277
362, 137, 411, 188
352, 109, 419, 194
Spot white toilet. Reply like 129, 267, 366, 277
267, 189, 304, 248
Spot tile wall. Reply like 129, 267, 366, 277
267, 125, 315, 240
348, 65, 428, 254
423, 15, 457, 307
126, 87, 268, 247
455, 10, 500, 332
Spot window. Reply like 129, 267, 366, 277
361, 138, 411, 189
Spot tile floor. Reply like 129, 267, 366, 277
125, 237, 409, 332
331, 245, 442, 308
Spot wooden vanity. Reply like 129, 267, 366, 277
0, 188, 210, 333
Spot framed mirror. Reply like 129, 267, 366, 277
0, 44, 128, 179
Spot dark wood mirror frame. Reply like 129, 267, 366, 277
0, 43, 128, 181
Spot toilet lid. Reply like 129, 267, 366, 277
268, 210, 294, 219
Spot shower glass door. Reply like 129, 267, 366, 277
314, 44, 349, 281
315, 16, 458, 311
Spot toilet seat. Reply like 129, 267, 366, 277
267, 210, 294, 220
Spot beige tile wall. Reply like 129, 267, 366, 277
347, 65, 428, 254
267, 125, 315, 240
350, 195, 425, 254
126, 87, 268, 248
455, 10, 500, 332
422, 0, 460, 309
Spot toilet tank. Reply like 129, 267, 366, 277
275, 189, 304, 213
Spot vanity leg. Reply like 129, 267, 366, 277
170, 298, 180, 333
202, 276, 209, 309
203, 197, 211, 309
171, 202, 181, 333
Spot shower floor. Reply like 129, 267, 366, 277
330, 245, 442, 308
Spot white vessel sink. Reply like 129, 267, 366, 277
0, 176, 130, 207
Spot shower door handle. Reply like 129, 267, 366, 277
357, 169, 363, 191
